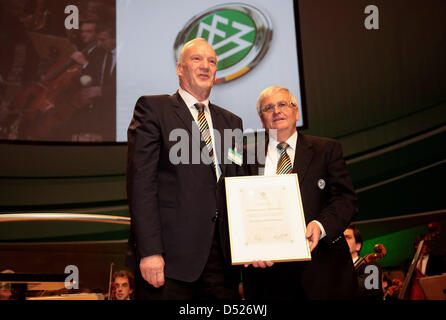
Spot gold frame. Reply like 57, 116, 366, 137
224, 174, 311, 265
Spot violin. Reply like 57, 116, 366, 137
14, 41, 97, 139
354, 244, 387, 271
383, 278, 403, 300
398, 222, 441, 300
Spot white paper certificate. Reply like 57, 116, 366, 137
225, 174, 311, 264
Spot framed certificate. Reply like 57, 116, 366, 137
224, 174, 311, 265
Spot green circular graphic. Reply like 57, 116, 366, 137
174, 3, 273, 83
185, 10, 256, 71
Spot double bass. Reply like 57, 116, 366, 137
398, 222, 441, 300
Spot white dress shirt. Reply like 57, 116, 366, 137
264, 131, 298, 176
417, 254, 429, 275
264, 131, 327, 239
178, 87, 221, 181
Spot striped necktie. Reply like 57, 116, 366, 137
276, 142, 293, 174
195, 103, 216, 170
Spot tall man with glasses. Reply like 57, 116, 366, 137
242, 86, 358, 300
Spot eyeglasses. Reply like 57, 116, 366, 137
260, 101, 297, 113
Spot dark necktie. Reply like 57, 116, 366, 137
276, 142, 293, 174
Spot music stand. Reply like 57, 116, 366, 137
27, 293, 105, 300
418, 274, 446, 300
0, 273, 68, 299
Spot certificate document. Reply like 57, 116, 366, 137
225, 174, 311, 264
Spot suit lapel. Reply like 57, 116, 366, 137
292, 134, 313, 184
169, 92, 204, 150
250, 133, 268, 175
209, 103, 226, 177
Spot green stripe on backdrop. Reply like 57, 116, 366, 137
360, 225, 427, 268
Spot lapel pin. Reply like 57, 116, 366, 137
317, 179, 325, 190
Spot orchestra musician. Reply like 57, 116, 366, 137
57, 23, 116, 141
344, 225, 385, 300
411, 234, 446, 278
43, 23, 116, 141
111, 270, 134, 300
397, 224, 445, 300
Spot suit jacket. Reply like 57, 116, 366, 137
126, 92, 243, 283
425, 254, 446, 276
243, 132, 358, 299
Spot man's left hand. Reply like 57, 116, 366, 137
306, 221, 321, 252
244, 260, 274, 268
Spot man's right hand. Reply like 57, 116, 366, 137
70, 51, 88, 66
140, 254, 165, 288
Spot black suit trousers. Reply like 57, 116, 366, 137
134, 222, 240, 300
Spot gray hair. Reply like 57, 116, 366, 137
256, 86, 298, 116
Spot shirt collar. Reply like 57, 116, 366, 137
178, 87, 210, 110
268, 130, 298, 152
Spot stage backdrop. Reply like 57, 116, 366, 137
1, 0, 445, 273
0, 0, 306, 142
116, 0, 305, 142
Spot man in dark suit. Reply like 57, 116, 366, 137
49, 23, 115, 141
126, 38, 244, 300
72, 23, 116, 141
345, 225, 384, 300
242, 86, 358, 300
412, 234, 446, 277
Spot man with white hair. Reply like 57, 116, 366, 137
242, 86, 358, 300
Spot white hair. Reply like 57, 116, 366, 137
256, 86, 298, 116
